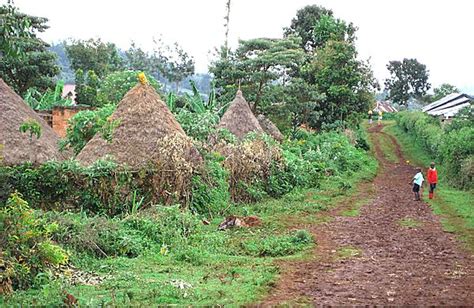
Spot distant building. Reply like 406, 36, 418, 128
422, 93, 473, 119
62, 84, 76, 104
373, 101, 398, 113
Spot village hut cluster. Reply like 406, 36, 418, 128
0, 76, 284, 203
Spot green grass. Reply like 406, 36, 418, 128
336, 246, 361, 259
384, 122, 474, 251
2, 155, 378, 306
378, 132, 399, 163
398, 217, 423, 228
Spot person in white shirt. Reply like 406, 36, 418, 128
411, 167, 424, 201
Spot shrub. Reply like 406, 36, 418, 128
191, 153, 231, 218
395, 111, 474, 190
60, 104, 115, 154
1, 193, 69, 292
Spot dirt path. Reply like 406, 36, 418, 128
263, 125, 474, 305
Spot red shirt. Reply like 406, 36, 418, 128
427, 167, 438, 184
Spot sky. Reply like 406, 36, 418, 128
8, 0, 474, 92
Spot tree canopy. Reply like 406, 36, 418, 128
0, 3, 59, 95
384, 58, 431, 106
210, 36, 305, 112
284, 5, 334, 52
65, 39, 124, 79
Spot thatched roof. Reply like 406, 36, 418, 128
0, 79, 65, 166
76, 83, 200, 168
217, 90, 263, 139
257, 114, 284, 142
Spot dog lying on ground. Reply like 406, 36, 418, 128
218, 215, 261, 230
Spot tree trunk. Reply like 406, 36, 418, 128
254, 80, 264, 113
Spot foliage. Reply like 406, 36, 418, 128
396, 111, 473, 189
74, 69, 100, 106
241, 229, 312, 257
284, 4, 335, 52
152, 38, 195, 91
0, 4, 59, 96
175, 80, 225, 141
0, 2, 32, 58
304, 38, 377, 129
384, 58, 431, 106
97, 70, 161, 106
430, 83, 459, 102
19, 119, 42, 140
60, 104, 115, 154
210, 36, 305, 112
65, 38, 123, 79
0, 193, 69, 292
23, 80, 72, 110
191, 153, 230, 218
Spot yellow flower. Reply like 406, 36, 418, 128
138, 72, 148, 85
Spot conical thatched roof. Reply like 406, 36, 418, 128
0, 79, 65, 166
257, 114, 284, 142
77, 83, 200, 168
217, 90, 263, 139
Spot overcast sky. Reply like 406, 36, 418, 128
9, 0, 474, 92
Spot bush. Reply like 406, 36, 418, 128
191, 153, 231, 218
396, 111, 474, 190
60, 104, 116, 154
1, 193, 69, 292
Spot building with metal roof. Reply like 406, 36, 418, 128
422, 93, 472, 119
421, 93, 474, 119
374, 101, 398, 113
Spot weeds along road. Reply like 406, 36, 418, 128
263, 124, 474, 306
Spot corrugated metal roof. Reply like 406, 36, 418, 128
422, 92, 461, 112
423, 92, 473, 118
429, 102, 470, 116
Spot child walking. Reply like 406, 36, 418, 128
427, 162, 438, 199
412, 167, 424, 201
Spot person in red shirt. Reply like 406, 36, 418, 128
427, 162, 438, 199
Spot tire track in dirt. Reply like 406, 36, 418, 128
262, 125, 474, 305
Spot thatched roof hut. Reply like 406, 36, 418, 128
257, 114, 284, 142
77, 83, 200, 168
217, 90, 263, 139
0, 79, 65, 166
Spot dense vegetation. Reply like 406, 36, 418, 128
0, 128, 377, 304
395, 109, 473, 190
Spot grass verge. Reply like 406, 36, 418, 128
384, 122, 474, 252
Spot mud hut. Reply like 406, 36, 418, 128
217, 90, 263, 139
77, 83, 200, 168
257, 114, 284, 142
0, 79, 65, 166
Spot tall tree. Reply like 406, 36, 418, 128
210, 36, 305, 112
384, 58, 431, 105
125, 42, 153, 72
0, 3, 59, 95
301, 14, 377, 129
65, 38, 124, 79
284, 5, 339, 52
152, 38, 195, 92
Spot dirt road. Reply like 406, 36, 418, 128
263, 125, 474, 305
